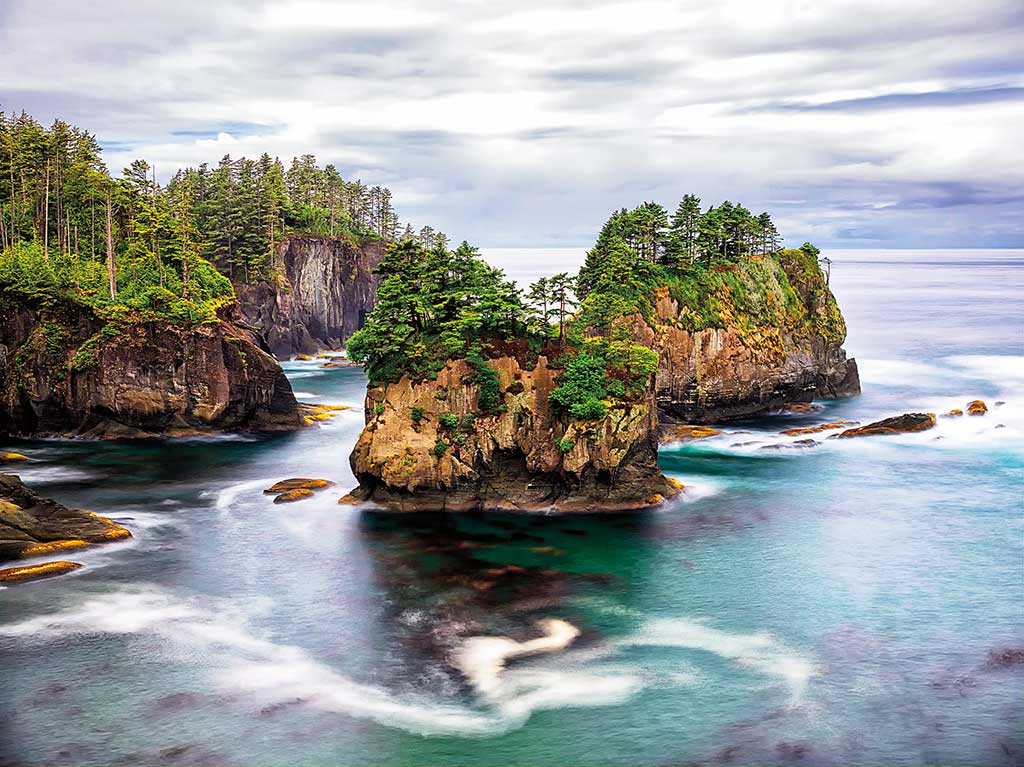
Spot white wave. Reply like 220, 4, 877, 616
211, 479, 268, 511
0, 588, 623, 737
669, 476, 720, 503
623, 618, 816, 703
292, 391, 320, 399
856, 358, 956, 387
945, 355, 1024, 394
9, 465, 96, 483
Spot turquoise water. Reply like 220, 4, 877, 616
1, 250, 1022, 766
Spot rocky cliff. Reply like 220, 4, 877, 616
236, 235, 385, 357
633, 249, 859, 422
346, 356, 679, 512
0, 299, 302, 438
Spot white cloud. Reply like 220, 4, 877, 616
0, 0, 1021, 247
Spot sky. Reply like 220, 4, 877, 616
1, 0, 1022, 249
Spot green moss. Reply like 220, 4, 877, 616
555, 437, 575, 454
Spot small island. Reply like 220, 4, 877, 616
343, 198, 858, 512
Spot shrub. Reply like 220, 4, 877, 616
607, 379, 625, 398
549, 352, 607, 420
438, 412, 459, 431
433, 438, 448, 457
411, 406, 425, 423
374, 402, 385, 416
555, 437, 575, 454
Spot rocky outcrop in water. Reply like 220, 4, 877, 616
835, 412, 935, 438
0, 300, 302, 438
632, 250, 860, 423
236, 235, 385, 357
345, 356, 679, 512
0, 473, 131, 564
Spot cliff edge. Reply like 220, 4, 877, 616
236, 235, 385, 357
633, 248, 859, 422
347, 356, 678, 512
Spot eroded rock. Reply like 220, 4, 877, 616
780, 420, 858, 436
0, 473, 132, 563
0, 560, 83, 583
835, 413, 936, 438
966, 399, 988, 415
263, 478, 334, 494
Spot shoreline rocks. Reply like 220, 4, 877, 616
835, 413, 936, 438
0, 473, 132, 582
0, 560, 83, 583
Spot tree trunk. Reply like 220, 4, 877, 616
106, 189, 115, 299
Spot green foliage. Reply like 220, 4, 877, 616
374, 402, 385, 416
438, 412, 460, 431
550, 352, 608, 420
349, 240, 527, 386
433, 438, 448, 458
467, 351, 501, 412
555, 437, 575, 454
411, 406, 425, 423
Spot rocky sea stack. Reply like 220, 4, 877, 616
343, 198, 859, 513
347, 356, 677, 512
632, 247, 859, 422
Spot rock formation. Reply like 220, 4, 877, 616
346, 356, 679, 512
236, 235, 385, 357
0, 473, 131, 564
632, 249, 859, 422
0, 301, 302, 438
835, 412, 936, 438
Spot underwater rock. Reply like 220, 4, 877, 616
966, 399, 988, 415
835, 413, 936, 438
986, 648, 1024, 669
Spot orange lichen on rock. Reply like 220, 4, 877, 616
264, 478, 334, 494
273, 488, 315, 503
660, 425, 722, 444
0, 452, 29, 463
299, 403, 352, 424
18, 539, 90, 558
782, 403, 823, 413
944, 409, 963, 417
99, 527, 132, 541
966, 400, 987, 415
0, 560, 83, 583
780, 421, 858, 436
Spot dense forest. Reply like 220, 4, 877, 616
0, 110, 438, 321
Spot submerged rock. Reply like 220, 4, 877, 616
966, 399, 988, 415
0, 560, 83, 583
0, 473, 132, 563
835, 413, 936, 438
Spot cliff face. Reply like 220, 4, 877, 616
347, 357, 679, 512
634, 250, 859, 423
0, 301, 302, 438
236, 235, 385, 357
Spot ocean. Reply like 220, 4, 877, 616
1, 249, 1021, 766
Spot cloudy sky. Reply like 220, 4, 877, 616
1, 0, 1021, 248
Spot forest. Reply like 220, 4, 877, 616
0, 110, 438, 321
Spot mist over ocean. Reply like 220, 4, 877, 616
1, 249, 1022, 766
